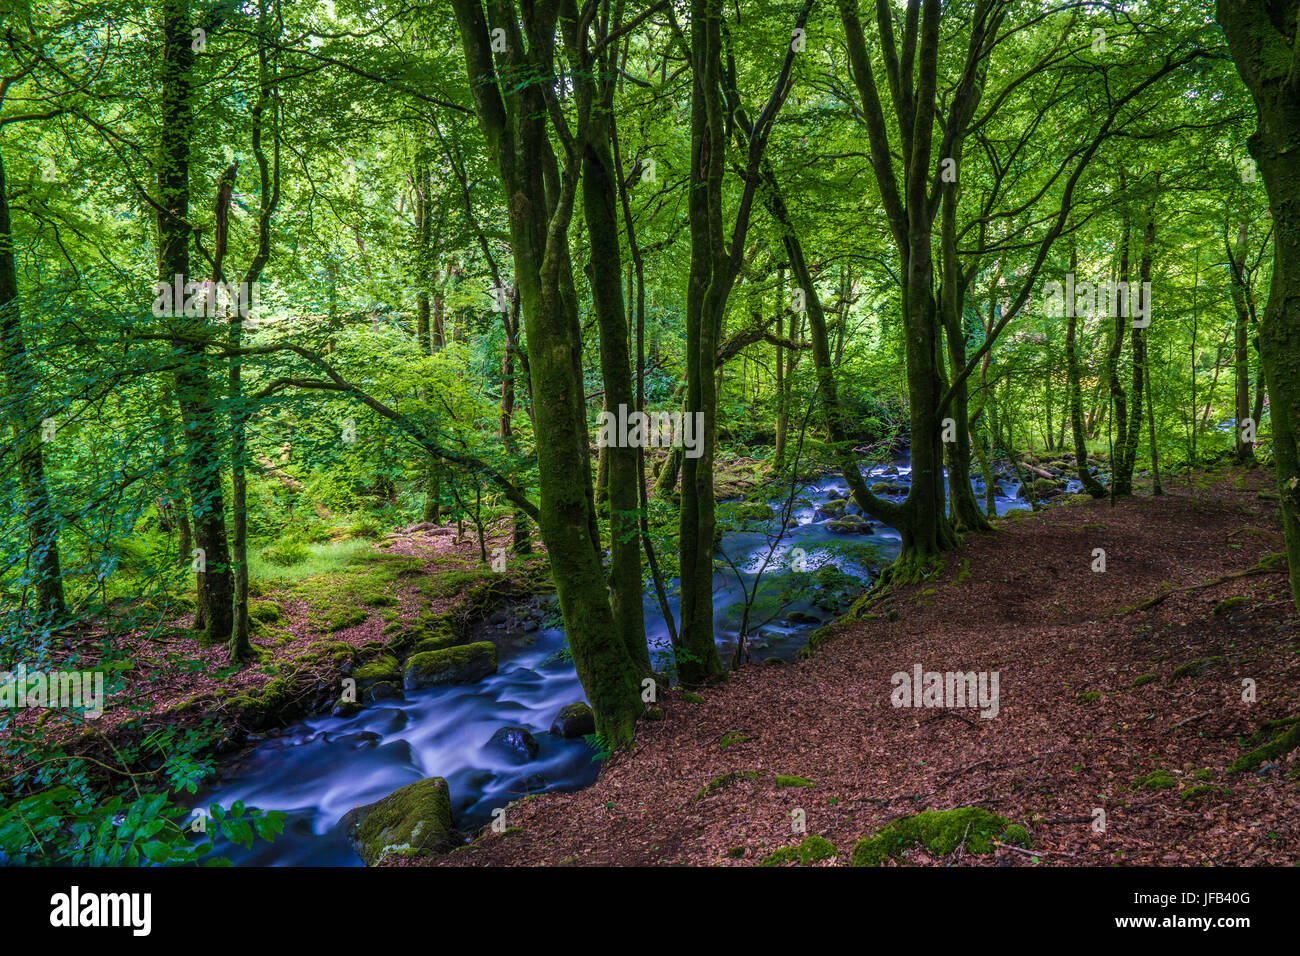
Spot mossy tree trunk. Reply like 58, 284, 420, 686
1218, 0, 1300, 615
158, 0, 234, 644
677, 0, 728, 686
1065, 240, 1108, 498
1226, 220, 1258, 464
0, 141, 66, 624
451, 0, 643, 745
1106, 212, 1134, 496
575, 48, 648, 672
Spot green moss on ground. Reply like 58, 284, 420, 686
248, 599, 282, 624
1171, 656, 1222, 681
850, 808, 1030, 866
695, 771, 760, 801
759, 835, 838, 867
1213, 595, 1250, 616
775, 774, 814, 789
1134, 770, 1177, 791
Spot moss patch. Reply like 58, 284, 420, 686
775, 774, 814, 789
758, 835, 838, 867
1171, 656, 1222, 681
850, 807, 1030, 866
1134, 769, 1177, 791
695, 770, 760, 801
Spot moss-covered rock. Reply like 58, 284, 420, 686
815, 498, 848, 518
341, 776, 454, 865
248, 600, 282, 624
850, 807, 1030, 866
759, 834, 838, 867
225, 675, 298, 730
1130, 673, 1160, 688
404, 642, 497, 689
362, 681, 404, 703
332, 697, 362, 718
826, 515, 873, 535
354, 655, 401, 688
413, 631, 463, 655
550, 702, 595, 738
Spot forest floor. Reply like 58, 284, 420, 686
1, 523, 540, 785
426, 466, 1300, 866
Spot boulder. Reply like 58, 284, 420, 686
870, 481, 908, 496
341, 776, 454, 865
488, 725, 540, 763
786, 610, 822, 625
549, 702, 596, 738
827, 515, 873, 534
353, 655, 401, 689
403, 641, 497, 689
332, 698, 362, 718
815, 499, 848, 519
363, 681, 404, 704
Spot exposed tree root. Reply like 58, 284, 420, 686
1121, 552, 1287, 614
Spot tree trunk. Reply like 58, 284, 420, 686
158, 0, 233, 643
451, 0, 643, 745
0, 144, 66, 623
1218, 0, 1300, 613
1227, 221, 1257, 463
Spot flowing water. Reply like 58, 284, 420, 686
194, 457, 1035, 865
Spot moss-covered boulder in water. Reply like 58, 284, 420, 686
413, 631, 462, 655
850, 807, 1030, 866
404, 642, 497, 689
342, 776, 454, 865
550, 702, 595, 738
815, 498, 848, 519
827, 515, 872, 535
354, 655, 401, 689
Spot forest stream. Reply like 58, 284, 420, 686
193, 457, 1053, 865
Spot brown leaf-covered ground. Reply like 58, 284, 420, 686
427, 468, 1300, 866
